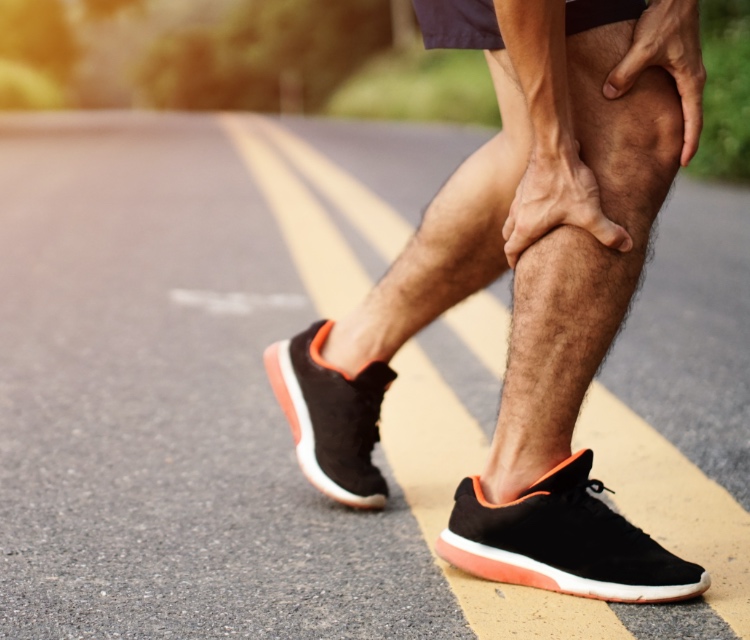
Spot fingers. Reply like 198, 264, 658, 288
502, 208, 521, 268
502, 208, 516, 243
502, 198, 548, 269
676, 68, 706, 166
503, 209, 634, 270
503, 222, 545, 270
603, 43, 653, 99
607, 49, 706, 166
584, 213, 634, 253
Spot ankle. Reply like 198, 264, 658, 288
480, 449, 572, 505
320, 320, 393, 378
479, 472, 536, 505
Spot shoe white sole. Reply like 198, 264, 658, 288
264, 339, 387, 510
436, 529, 711, 603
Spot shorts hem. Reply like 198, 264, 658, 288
417, 0, 647, 51
422, 32, 504, 51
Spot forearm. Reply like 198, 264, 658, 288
494, 1, 635, 267
493, 0, 575, 157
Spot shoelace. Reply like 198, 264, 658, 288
587, 479, 615, 495
566, 479, 649, 542
563, 479, 614, 506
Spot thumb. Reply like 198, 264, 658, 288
603, 43, 652, 99
587, 214, 634, 253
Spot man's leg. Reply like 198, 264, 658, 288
264, 68, 532, 507
320, 71, 535, 376
480, 21, 684, 503
436, 23, 708, 602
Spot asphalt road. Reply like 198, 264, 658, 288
0, 112, 747, 640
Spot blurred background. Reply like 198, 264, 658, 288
1, 0, 748, 181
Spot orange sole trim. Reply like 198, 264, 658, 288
264, 342, 386, 511
435, 537, 710, 604
436, 536, 560, 591
263, 342, 302, 445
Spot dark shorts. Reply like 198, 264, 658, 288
412, 0, 648, 50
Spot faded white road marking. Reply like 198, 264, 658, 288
169, 289, 308, 316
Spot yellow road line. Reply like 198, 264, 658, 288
252, 114, 750, 639
221, 113, 636, 640
253, 117, 514, 372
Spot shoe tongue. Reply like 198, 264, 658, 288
518, 449, 593, 497
352, 361, 398, 389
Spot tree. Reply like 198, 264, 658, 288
135, 0, 393, 112
81, 0, 144, 19
135, 28, 234, 110
0, 0, 78, 82
700, 0, 750, 35
0, 58, 65, 109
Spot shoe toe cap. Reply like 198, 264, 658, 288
594, 554, 707, 587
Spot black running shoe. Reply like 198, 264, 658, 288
264, 320, 397, 509
436, 449, 711, 603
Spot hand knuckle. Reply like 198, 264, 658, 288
697, 65, 708, 85
514, 220, 532, 237
641, 39, 660, 59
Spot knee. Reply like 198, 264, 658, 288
634, 68, 684, 176
593, 69, 684, 237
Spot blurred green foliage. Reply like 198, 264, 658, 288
329, 0, 750, 182
135, 27, 230, 110
0, 0, 747, 181
134, 0, 392, 112
0, 58, 65, 109
700, 0, 750, 34
690, 16, 750, 180
326, 44, 501, 127
687, 0, 750, 180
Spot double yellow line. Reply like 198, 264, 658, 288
221, 113, 750, 639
